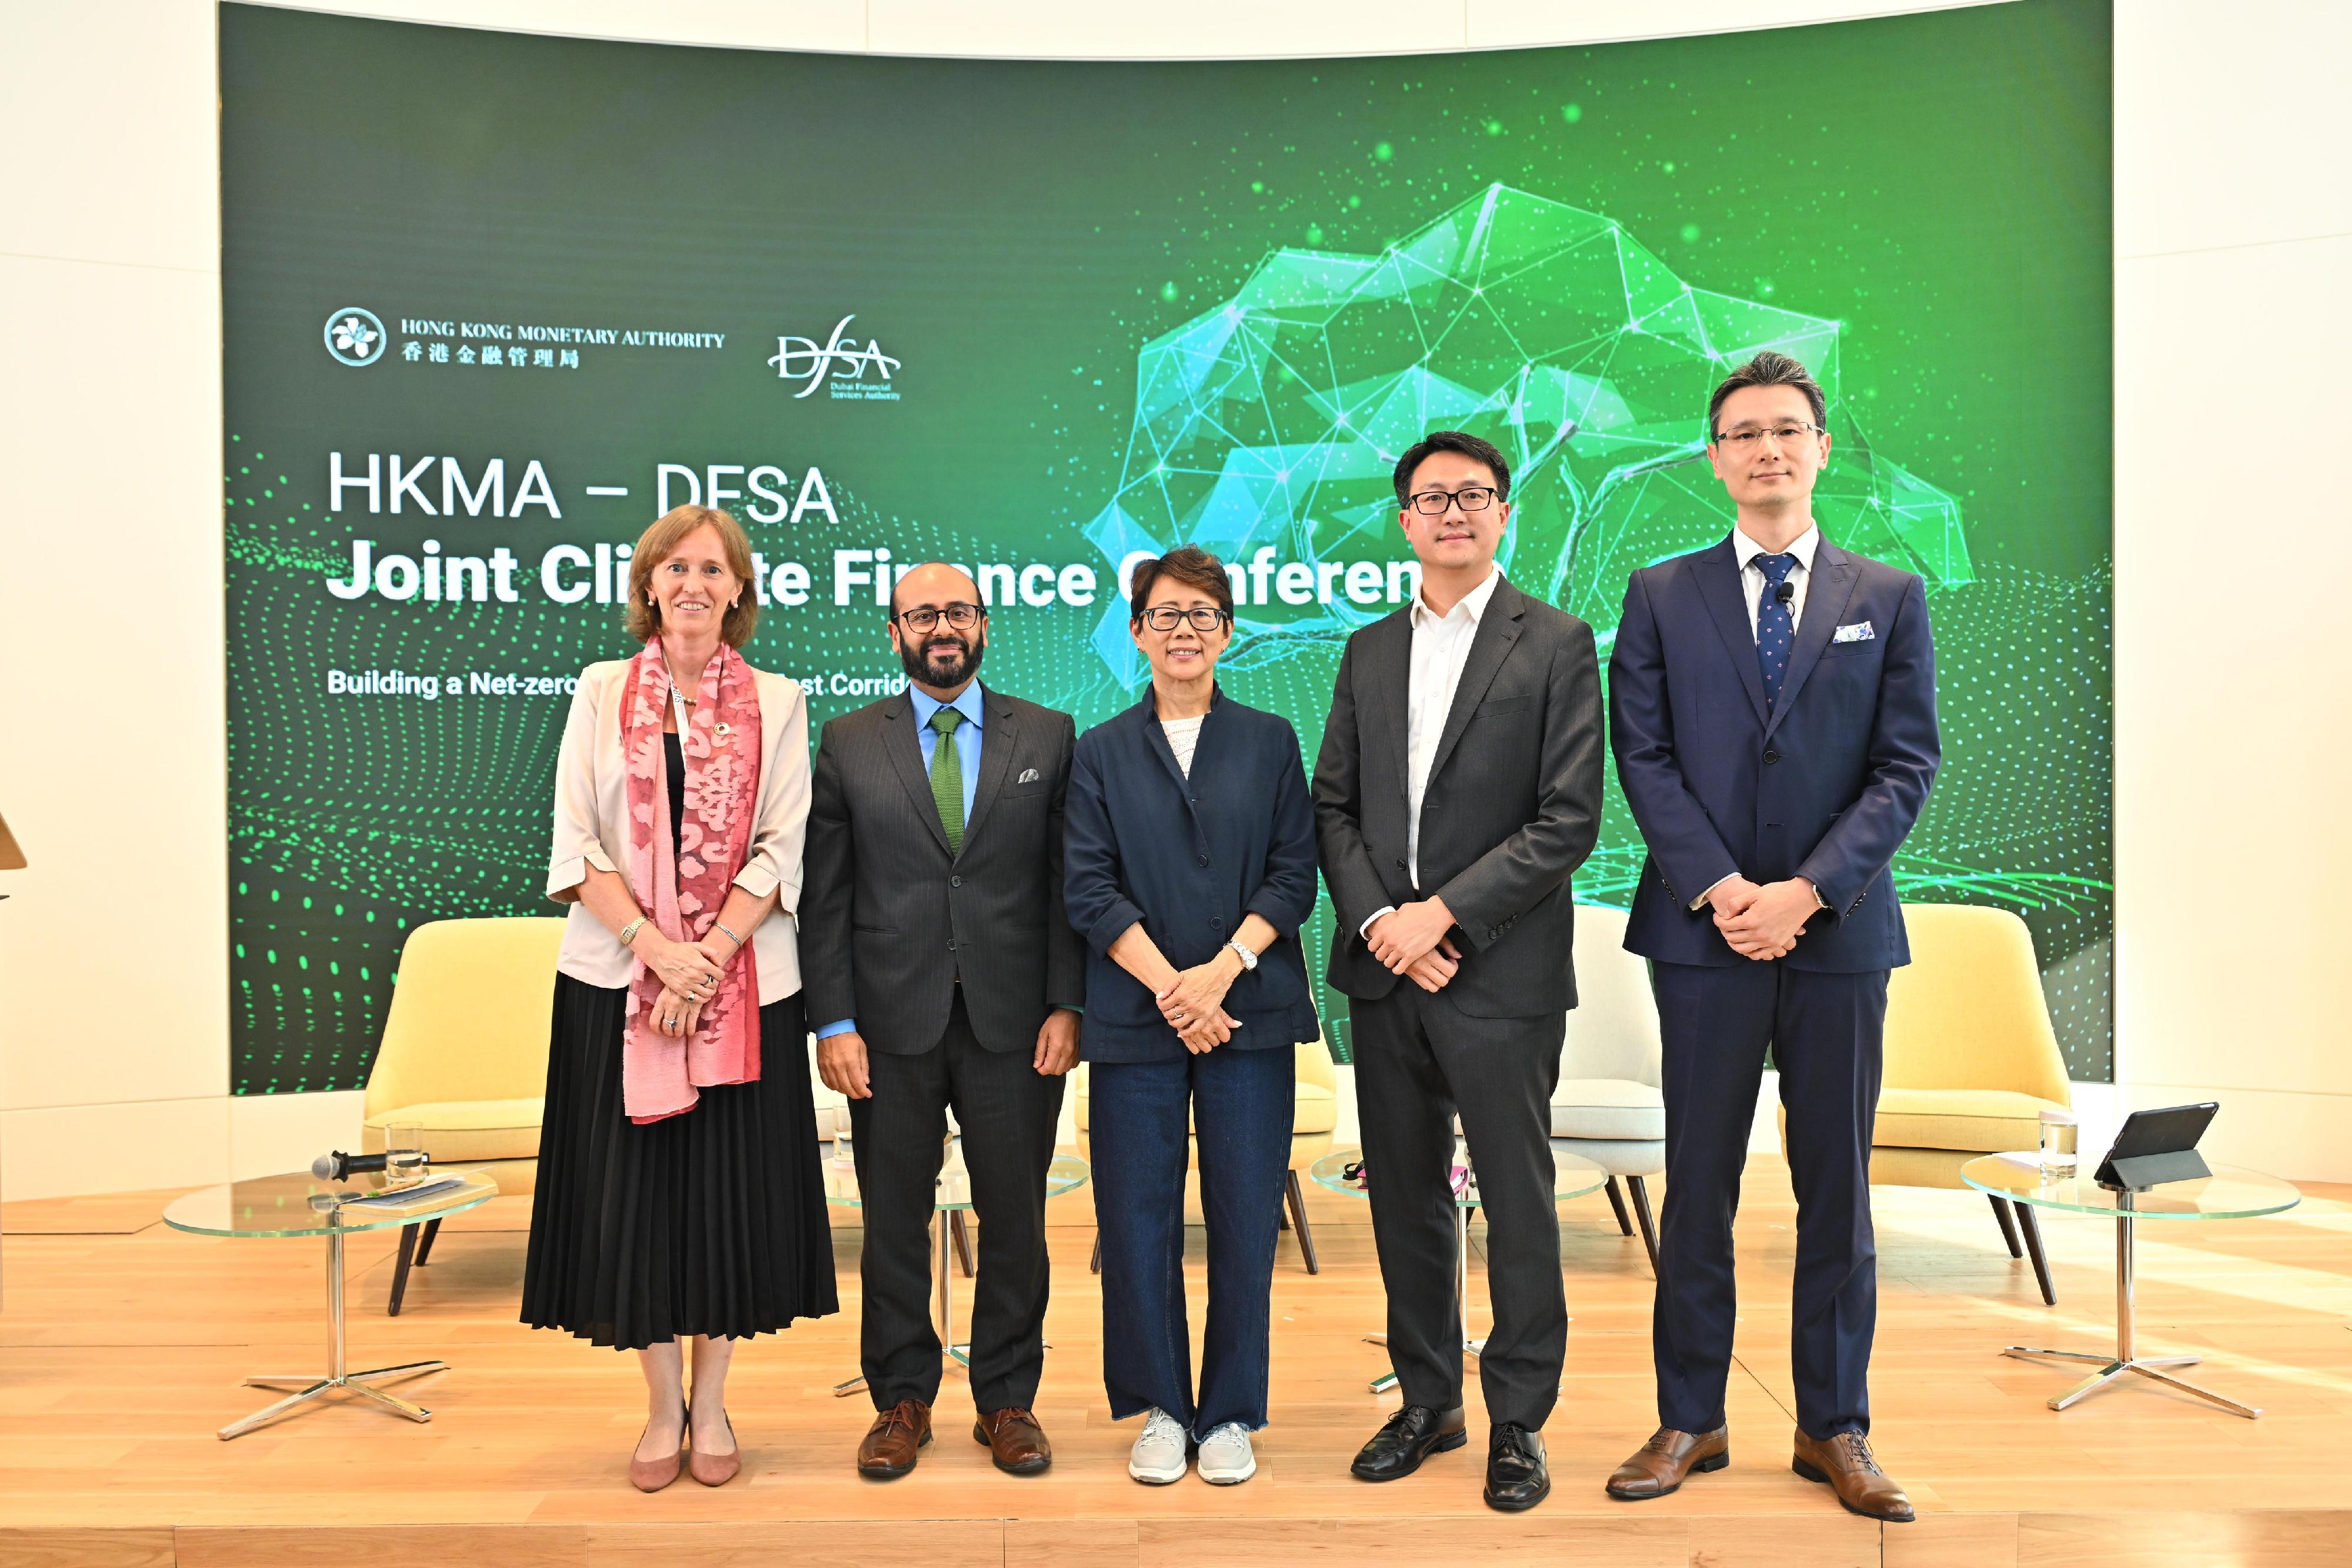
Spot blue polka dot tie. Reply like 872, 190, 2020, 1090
1755, 552, 1799, 709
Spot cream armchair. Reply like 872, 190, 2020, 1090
360, 917, 566, 1313
1075, 1039, 1338, 1275
1779, 902, 2073, 1303
1555, 905, 1666, 1272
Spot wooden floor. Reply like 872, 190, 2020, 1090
4, 1155, 2351, 1567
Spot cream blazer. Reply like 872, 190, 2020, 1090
546, 657, 808, 1003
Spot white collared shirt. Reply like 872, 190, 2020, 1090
1361, 567, 1504, 937
1405, 566, 1504, 885
1733, 523, 1822, 637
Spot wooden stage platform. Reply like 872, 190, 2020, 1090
4, 1155, 2349, 1567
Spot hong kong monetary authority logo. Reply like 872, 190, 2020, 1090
323, 306, 386, 367
768, 314, 900, 401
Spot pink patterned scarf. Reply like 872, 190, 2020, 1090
620, 637, 763, 1124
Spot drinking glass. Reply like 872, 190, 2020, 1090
383, 1121, 429, 1188
830, 1106, 857, 1173
2038, 1109, 2079, 1177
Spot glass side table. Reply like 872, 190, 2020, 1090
1960, 1155, 2300, 1419
826, 1141, 1090, 1398
163, 1172, 497, 1439
1310, 1142, 1608, 1394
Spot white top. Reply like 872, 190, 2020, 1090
546, 657, 810, 1003
1732, 523, 1821, 636
1160, 713, 1206, 777
1405, 566, 1505, 887
1358, 566, 1508, 939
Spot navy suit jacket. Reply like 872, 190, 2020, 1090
1608, 536, 1939, 972
1064, 686, 1322, 1061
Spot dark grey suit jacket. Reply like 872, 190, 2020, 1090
802, 686, 1087, 1055
1313, 576, 1606, 1018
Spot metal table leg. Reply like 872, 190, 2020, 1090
2002, 1198, 2261, 1419
219, 1226, 447, 1439
834, 1208, 971, 1398
938, 1206, 970, 1368
1367, 1198, 1484, 1395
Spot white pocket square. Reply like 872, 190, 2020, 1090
1833, 621, 1875, 644
1017, 767, 1040, 784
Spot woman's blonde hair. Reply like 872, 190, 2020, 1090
624, 505, 760, 646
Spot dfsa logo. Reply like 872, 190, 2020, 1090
323, 307, 387, 367
767, 315, 901, 401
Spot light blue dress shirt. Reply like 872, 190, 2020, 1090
816, 683, 985, 1042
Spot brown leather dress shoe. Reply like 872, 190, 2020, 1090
1791, 1428, 1915, 1523
857, 1398, 932, 1480
973, 1406, 1053, 1475
1606, 1425, 1729, 1500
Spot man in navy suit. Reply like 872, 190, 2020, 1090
1603, 352, 1937, 1523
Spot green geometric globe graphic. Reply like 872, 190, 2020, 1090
1083, 182, 1970, 685
1075, 184, 2106, 1075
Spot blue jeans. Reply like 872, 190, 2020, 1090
1091, 1044, 1296, 1439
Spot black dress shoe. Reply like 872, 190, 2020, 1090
1350, 1404, 1468, 1481
1484, 1423, 1551, 1512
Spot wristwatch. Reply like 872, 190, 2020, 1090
1226, 940, 1259, 971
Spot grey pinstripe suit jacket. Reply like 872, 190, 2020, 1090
802, 686, 1087, 1055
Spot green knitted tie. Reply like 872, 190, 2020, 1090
928, 706, 965, 855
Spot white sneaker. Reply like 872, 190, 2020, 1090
1196, 1422, 1256, 1485
1129, 1408, 1190, 1485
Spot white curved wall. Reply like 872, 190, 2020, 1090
1, 1, 2345, 1198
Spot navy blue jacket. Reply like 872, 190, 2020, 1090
1064, 686, 1322, 1060
1608, 536, 1940, 972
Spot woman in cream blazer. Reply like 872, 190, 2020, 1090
521, 504, 836, 1492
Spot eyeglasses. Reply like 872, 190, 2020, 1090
1138, 606, 1231, 633
893, 603, 981, 633
1405, 485, 1499, 516
1711, 423, 1825, 449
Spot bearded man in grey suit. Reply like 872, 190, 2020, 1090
804, 562, 1084, 1481
1313, 431, 1605, 1513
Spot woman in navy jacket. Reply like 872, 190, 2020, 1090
1064, 546, 1321, 1487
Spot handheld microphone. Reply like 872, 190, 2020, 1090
312, 1149, 389, 1182
1773, 581, 1796, 607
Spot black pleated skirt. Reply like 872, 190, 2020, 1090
521, 974, 838, 1349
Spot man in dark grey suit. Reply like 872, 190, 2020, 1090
803, 562, 1085, 1480
1314, 431, 1605, 1513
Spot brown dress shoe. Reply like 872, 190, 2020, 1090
857, 1398, 932, 1480
1606, 1425, 1729, 1500
1791, 1428, 1915, 1523
973, 1406, 1053, 1475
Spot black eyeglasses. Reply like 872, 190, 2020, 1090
1138, 606, 1231, 633
1405, 485, 1499, 516
893, 603, 981, 632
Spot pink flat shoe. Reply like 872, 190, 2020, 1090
688, 1407, 741, 1487
629, 1403, 687, 1492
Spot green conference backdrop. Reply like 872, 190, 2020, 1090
219, 1, 2113, 1094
